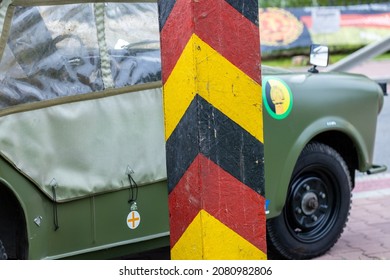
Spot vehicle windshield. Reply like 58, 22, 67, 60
0, 2, 161, 109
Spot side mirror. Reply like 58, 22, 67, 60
308, 44, 329, 73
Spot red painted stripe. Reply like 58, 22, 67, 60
194, 0, 261, 83
169, 153, 266, 252
160, 0, 261, 84
160, 0, 194, 83
168, 155, 201, 248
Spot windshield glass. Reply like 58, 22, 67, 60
0, 2, 161, 109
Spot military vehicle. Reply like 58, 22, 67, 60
0, 0, 386, 260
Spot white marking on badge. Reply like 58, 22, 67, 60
126, 211, 141, 229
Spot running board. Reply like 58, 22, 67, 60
367, 164, 387, 175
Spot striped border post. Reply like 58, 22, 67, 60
159, 0, 266, 259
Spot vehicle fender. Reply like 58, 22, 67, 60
0, 177, 27, 214
266, 116, 369, 219
0, 158, 54, 258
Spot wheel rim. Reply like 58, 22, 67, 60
284, 165, 340, 243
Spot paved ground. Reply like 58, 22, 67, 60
344, 59, 390, 84
315, 173, 390, 260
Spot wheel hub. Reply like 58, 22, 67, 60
301, 192, 319, 215
290, 178, 330, 229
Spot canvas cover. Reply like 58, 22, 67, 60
0, 1, 166, 202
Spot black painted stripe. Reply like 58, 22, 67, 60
158, 0, 176, 31
166, 95, 264, 195
224, 0, 259, 26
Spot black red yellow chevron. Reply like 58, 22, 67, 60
159, 0, 266, 259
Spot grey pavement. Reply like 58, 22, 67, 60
315, 173, 390, 260
344, 59, 390, 84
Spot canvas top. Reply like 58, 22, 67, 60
0, 1, 166, 202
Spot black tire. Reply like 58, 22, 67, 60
267, 142, 352, 259
0, 240, 7, 260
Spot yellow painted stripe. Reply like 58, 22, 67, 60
163, 34, 196, 142
164, 34, 263, 143
171, 209, 267, 260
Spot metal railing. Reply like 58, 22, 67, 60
325, 35, 390, 83
326, 35, 390, 72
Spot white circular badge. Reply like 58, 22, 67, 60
126, 211, 141, 229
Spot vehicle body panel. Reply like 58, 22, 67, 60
262, 67, 383, 218
0, 155, 170, 260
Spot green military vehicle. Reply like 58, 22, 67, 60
0, 0, 386, 260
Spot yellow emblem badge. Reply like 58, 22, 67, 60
263, 77, 293, 120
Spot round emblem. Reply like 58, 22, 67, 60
263, 78, 293, 120
259, 8, 304, 46
126, 211, 141, 229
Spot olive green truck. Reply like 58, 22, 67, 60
0, 0, 386, 260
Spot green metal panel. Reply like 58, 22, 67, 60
0, 156, 169, 259
263, 68, 383, 218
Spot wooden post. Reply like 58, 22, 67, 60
159, 0, 266, 259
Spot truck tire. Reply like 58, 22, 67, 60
0, 240, 7, 260
266, 142, 352, 259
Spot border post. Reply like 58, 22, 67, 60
159, 0, 266, 259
